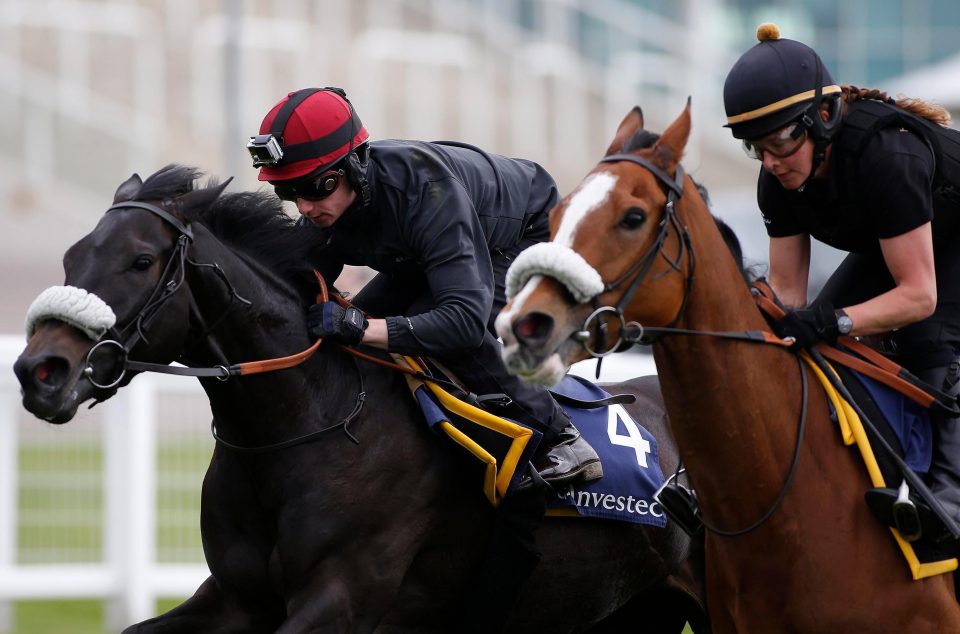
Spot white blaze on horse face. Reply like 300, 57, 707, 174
496, 274, 545, 345
554, 172, 618, 248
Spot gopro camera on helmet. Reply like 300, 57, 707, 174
247, 134, 284, 167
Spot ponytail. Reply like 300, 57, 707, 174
840, 84, 952, 126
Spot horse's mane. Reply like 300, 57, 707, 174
622, 130, 660, 153
691, 181, 760, 285
131, 165, 329, 302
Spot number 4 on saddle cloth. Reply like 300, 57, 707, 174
397, 356, 668, 528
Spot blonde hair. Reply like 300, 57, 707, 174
840, 84, 952, 126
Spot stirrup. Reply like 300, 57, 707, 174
866, 481, 927, 543
892, 480, 922, 542
654, 480, 703, 536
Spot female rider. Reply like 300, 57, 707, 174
723, 23, 960, 536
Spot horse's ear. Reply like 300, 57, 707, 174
113, 173, 143, 203
604, 106, 645, 157
176, 177, 233, 222
652, 98, 692, 170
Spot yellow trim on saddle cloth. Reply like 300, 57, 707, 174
396, 355, 535, 507
802, 352, 959, 580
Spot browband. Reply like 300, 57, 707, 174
601, 154, 685, 199
107, 201, 193, 239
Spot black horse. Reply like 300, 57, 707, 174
14, 165, 707, 632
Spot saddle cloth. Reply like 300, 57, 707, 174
399, 356, 667, 526
808, 352, 958, 580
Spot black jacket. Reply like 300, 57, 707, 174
317, 139, 558, 354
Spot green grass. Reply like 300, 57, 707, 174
13, 438, 209, 631
12, 599, 188, 634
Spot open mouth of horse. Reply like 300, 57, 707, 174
14, 320, 110, 423
496, 303, 588, 386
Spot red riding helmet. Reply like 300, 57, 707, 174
249, 87, 369, 182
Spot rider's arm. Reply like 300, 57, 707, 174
842, 222, 937, 335
768, 234, 811, 309
377, 178, 493, 355
840, 129, 938, 336
361, 318, 388, 348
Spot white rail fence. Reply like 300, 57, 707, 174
0, 335, 211, 631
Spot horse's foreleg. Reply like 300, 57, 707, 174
121, 575, 283, 633
274, 576, 393, 634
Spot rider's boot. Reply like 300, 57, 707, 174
922, 360, 960, 533
868, 360, 960, 545
532, 421, 603, 486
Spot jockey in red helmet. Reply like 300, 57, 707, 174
248, 87, 601, 490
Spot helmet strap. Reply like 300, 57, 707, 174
345, 148, 372, 207
798, 57, 838, 190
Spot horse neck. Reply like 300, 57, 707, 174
180, 229, 357, 443
652, 205, 804, 518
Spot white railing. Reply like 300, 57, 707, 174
0, 336, 211, 632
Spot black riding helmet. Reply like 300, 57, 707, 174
724, 23, 842, 143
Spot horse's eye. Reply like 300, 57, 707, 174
619, 208, 646, 230
131, 255, 154, 271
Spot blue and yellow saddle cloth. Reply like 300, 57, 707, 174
400, 357, 666, 527
544, 376, 667, 527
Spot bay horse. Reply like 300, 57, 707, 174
13, 165, 708, 633
496, 104, 960, 632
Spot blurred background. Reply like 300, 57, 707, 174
3, 0, 960, 631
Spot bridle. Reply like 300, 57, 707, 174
575, 154, 694, 358
81, 201, 337, 391
562, 155, 960, 540
565, 154, 810, 537
73, 199, 377, 453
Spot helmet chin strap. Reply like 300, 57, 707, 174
798, 58, 835, 191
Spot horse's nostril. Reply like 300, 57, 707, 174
514, 312, 555, 345
17, 356, 71, 390
35, 361, 52, 383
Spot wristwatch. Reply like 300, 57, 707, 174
835, 309, 853, 336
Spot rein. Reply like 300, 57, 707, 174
570, 155, 959, 536
84, 201, 325, 388
574, 156, 812, 536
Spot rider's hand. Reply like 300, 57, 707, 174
773, 301, 840, 349
307, 301, 368, 346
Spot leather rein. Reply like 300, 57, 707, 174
575, 155, 810, 537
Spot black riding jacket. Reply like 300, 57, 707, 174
758, 117, 960, 367
316, 139, 557, 355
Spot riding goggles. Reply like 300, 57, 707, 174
742, 121, 807, 160
273, 169, 345, 202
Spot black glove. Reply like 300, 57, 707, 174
773, 301, 840, 349
306, 301, 368, 345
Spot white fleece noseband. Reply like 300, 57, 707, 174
505, 242, 604, 303
25, 286, 117, 341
